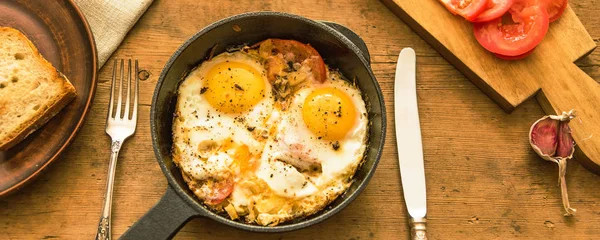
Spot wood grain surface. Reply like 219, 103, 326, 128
2, 0, 600, 239
380, 0, 600, 174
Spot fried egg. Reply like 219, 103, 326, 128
248, 71, 368, 225
172, 40, 369, 226
172, 51, 273, 200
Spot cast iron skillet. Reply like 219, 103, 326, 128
120, 12, 386, 240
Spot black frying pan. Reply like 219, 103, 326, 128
120, 12, 386, 240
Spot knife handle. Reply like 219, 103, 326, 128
410, 217, 427, 240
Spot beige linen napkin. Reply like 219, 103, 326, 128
73, 0, 154, 68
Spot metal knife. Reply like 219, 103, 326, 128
394, 48, 427, 240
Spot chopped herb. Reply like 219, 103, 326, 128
200, 87, 208, 94
234, 83, 244, 91
332, 141, 340, 151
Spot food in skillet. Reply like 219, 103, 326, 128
171, 39, 369, 226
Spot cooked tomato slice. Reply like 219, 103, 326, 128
511, 0, 568, 22
494, 47, 536, 60
473, 0, 514, 22
439, 0, 490, 21
473, 5, 549, 56
255, 39, 327, 83
204, 179, 234, 205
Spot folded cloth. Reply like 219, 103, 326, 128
73, 0, 154, 68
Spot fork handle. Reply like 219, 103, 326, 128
96, 140, 123, 240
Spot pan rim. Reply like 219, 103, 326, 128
150, 11, 387, 232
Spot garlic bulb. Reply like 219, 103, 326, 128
529, 110, 576, 216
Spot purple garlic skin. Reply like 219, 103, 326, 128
529, 110, 577, 216
529, 110, 576, 161
530, 117, 559, 157
556, 121, 575, 158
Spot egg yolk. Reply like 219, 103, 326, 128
222, 140, 257, 173
302, 87, 357, 140
231, 145, 256, 173
204, 61, 265, 113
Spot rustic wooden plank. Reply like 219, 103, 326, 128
1, 0, 600, 239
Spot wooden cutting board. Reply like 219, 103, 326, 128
380, 0, 600, 173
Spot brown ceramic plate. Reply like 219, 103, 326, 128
0, 0, 97, 196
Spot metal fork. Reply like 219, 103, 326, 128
96, 59, 139, 240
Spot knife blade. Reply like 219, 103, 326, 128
394, 47, 427, 240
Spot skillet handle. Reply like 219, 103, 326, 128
119, 185, 200, 240
321, 21, 371, 65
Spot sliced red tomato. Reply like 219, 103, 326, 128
473, 5, 549, 56
494, 47, 536, 60
439, 0, 490, 21
511, 0, 568, 22
544, 0, 568, 22
473, 0, 514, 22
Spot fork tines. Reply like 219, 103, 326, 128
108, 59, 139, 122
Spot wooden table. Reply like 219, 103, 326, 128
2, 0, 600, 239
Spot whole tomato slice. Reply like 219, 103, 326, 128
439, 0, 490, 21
511, 0, 568, 22
473, 5, 549, 56
473, 0, 514, 22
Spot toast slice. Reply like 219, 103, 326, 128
0, 27, 77, 151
